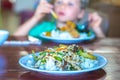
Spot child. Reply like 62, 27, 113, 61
14, 0, 105, 38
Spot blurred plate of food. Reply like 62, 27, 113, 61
40, 30, 96, 44
39, 21, 96, 44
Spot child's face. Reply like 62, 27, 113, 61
54, 0, 83, 22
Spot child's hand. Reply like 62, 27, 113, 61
88, 12, 102, 28
33, 0, 53, 20
88, 12, 105, 38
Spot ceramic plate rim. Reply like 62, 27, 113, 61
39, 32, 96, 44
19, 53, 108, 74
40, 32, 96, 40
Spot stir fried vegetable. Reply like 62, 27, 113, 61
32, 44, 97, 71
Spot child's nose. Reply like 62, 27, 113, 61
60, 4, 67, 9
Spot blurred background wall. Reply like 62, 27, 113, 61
0, 0, 120, 37
89, 0, 120, 37
13, 0, 35, 13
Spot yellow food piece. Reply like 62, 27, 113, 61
56, 47, 67, 52
66, 21, 76, 29
69, 29, 80, 38
59, 26, 68, 31
45, 32, 51, 37
45, 49, 51, 52
58, 21, 80, 38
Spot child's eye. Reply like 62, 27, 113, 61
56, 1, 62, 5
68, 2, 74, 6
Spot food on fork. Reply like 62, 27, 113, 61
51, 10, 58, 19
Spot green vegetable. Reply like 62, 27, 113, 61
40, 52, 46, 56
32, 50, 39, 60
54, 56, 62, 61
57, 52, 64, 56
78, 50, 97, 60
41, 59, 46, 63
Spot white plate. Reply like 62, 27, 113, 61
19, 53, 107, 75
